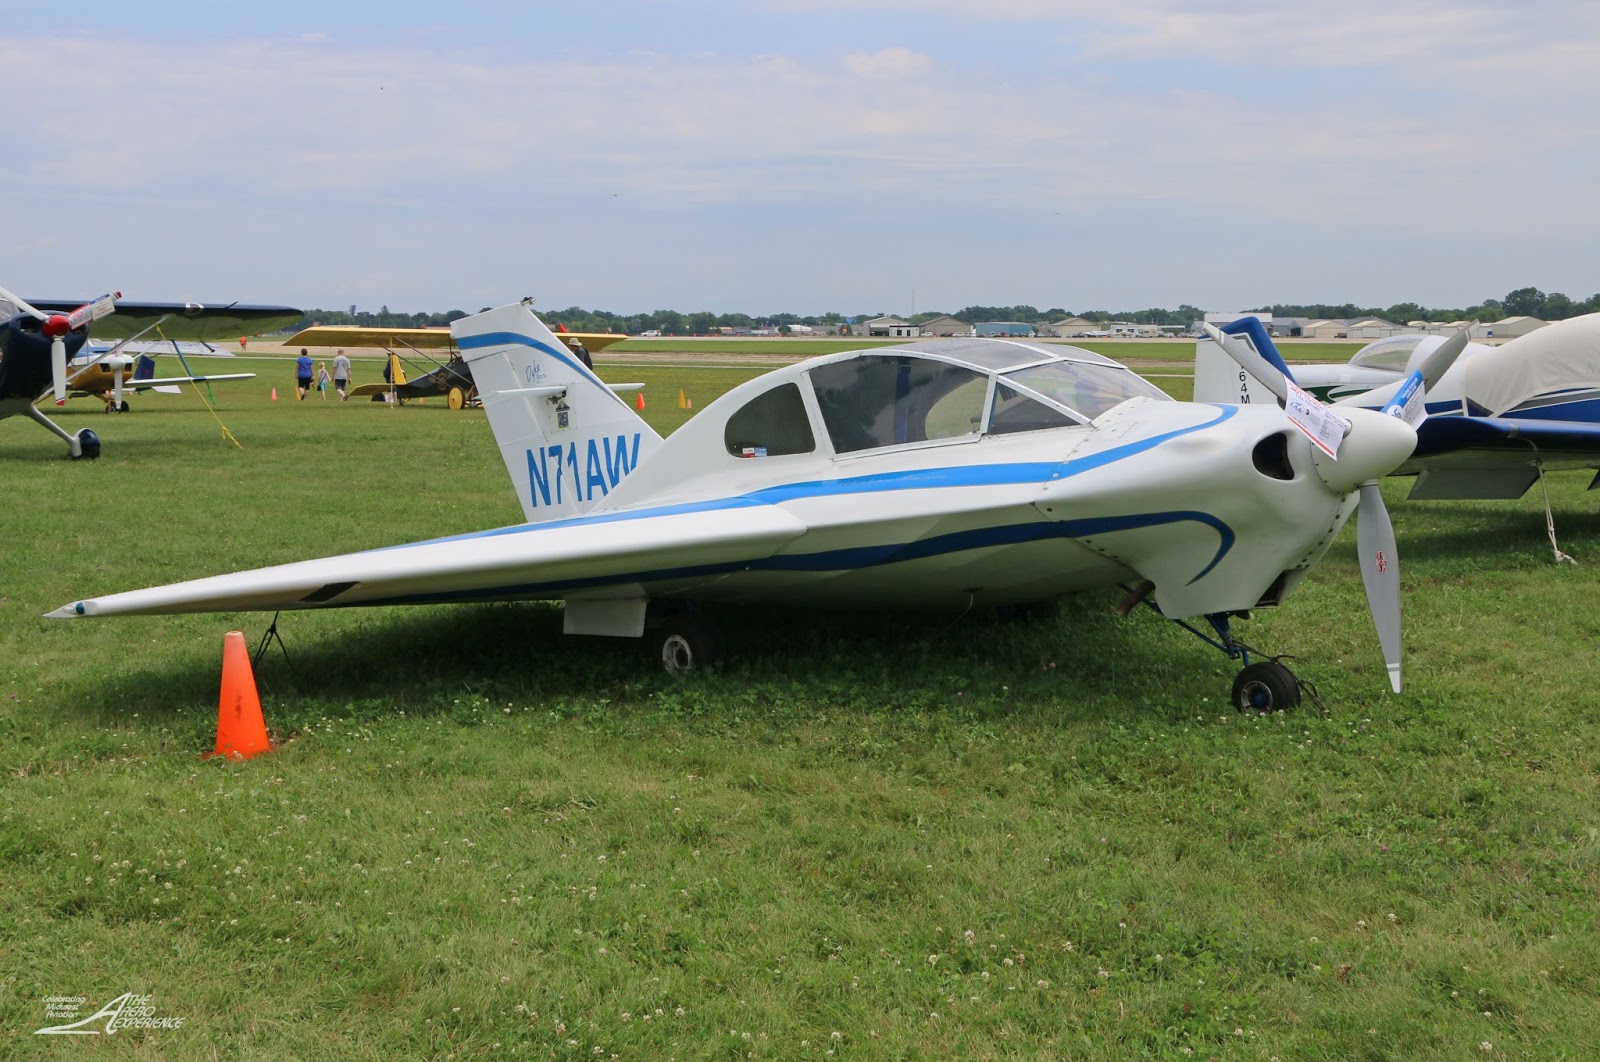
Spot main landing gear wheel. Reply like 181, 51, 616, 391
448, 386, 466, 410
657, 616, 725, 674
72, 429, 101, 461
1231, 660, 1301, 713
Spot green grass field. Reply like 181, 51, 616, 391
2, 359, 1598, 1058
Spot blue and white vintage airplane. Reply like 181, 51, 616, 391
0, 286, 299, 457
52, 299, 1454, 709
1196, 314, 1600, 502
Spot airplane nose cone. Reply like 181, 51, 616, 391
1309, 407, 1418, 494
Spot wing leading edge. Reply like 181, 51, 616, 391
27, 301, 303, 341
49, 505, 809, 618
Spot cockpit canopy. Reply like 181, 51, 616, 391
1349, 335, 1432, 373
722, 337, 1169, 459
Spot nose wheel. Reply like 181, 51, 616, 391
1231, 660, 1301, 713
71, 428, 102, 459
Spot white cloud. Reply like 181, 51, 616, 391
4, 16, 1600, 309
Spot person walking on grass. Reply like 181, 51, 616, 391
295, 348, 314, 401
332, 348, 352, 401
316, 362, 332, 400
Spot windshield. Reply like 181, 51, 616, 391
1001, 361, 1169, 420
1350, 336, 1426, 372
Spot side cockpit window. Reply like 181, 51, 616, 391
810, 356, 987, 454
988, 383, 1081, 435
724, 382, 816, 457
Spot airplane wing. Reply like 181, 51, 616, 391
125, 372, 257, 391
27, 301, 302, 341
286, 325, 630, 355
50, 504, 809, 618
1404, 415, 1600, 498
289, 325, 460, 350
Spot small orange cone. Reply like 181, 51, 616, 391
270, 387, 278, 400
685, 397, 692, 409
635, 391, 646, 411
212, 631, 270, 760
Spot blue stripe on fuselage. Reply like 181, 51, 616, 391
345, 508, 1235, 607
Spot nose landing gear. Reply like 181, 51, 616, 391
1119, 585, 1317, 712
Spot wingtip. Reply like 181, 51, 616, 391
46, 601, 89, 619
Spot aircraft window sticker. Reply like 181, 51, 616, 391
810, 356, 987, 453
1004, 361, 1169, 421
724, 382, 816, 458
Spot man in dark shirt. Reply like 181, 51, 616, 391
295, 348, 314, 400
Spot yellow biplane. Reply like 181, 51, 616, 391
284, 325, 628, 409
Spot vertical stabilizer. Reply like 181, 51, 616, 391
1193, 338, 1275, 405
454, 300, 663, 523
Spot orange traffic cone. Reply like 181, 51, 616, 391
635, 391, 646, 411
212, 631, 270, 760
270, 387, 278, 400
685, 397, 692, 409
677, 388, 686, 409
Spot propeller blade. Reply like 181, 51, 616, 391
1219, 315, 1299, 384
113, 363, 125, 409
0, 284, 48, 321
1200, 323, 1289, 402
1356, 481, 1402, 693
51, 337, 68, 404
1419, 328, 1469, 389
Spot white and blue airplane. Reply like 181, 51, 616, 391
52, 299, 1450, 709
1196, 314, 1600, 501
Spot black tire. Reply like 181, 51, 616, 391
118, 400, 130, 413
73, 429, 102, 461
657, 616, 724, 674
1231, 660, 1300, 713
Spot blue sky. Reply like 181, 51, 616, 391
5, 1, 1598, 317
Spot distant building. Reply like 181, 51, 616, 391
1106, 321, 1163, 337
1302, 319, 1354, 340
1203, 311, 1274, 326
1044, 317, 1100, 337
975, 321, 1036, 337
917, 315, 969, 336
1345, 317, 1401, 340
1486, 316, 1547, 340
851, 316, 912, 337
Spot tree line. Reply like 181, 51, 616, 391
289, 287, 1598, 336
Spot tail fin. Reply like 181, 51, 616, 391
133, 354, 157, 381
1193, 336, 1275, 405
388, 353, 407, 386
454, 300, 663, 523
